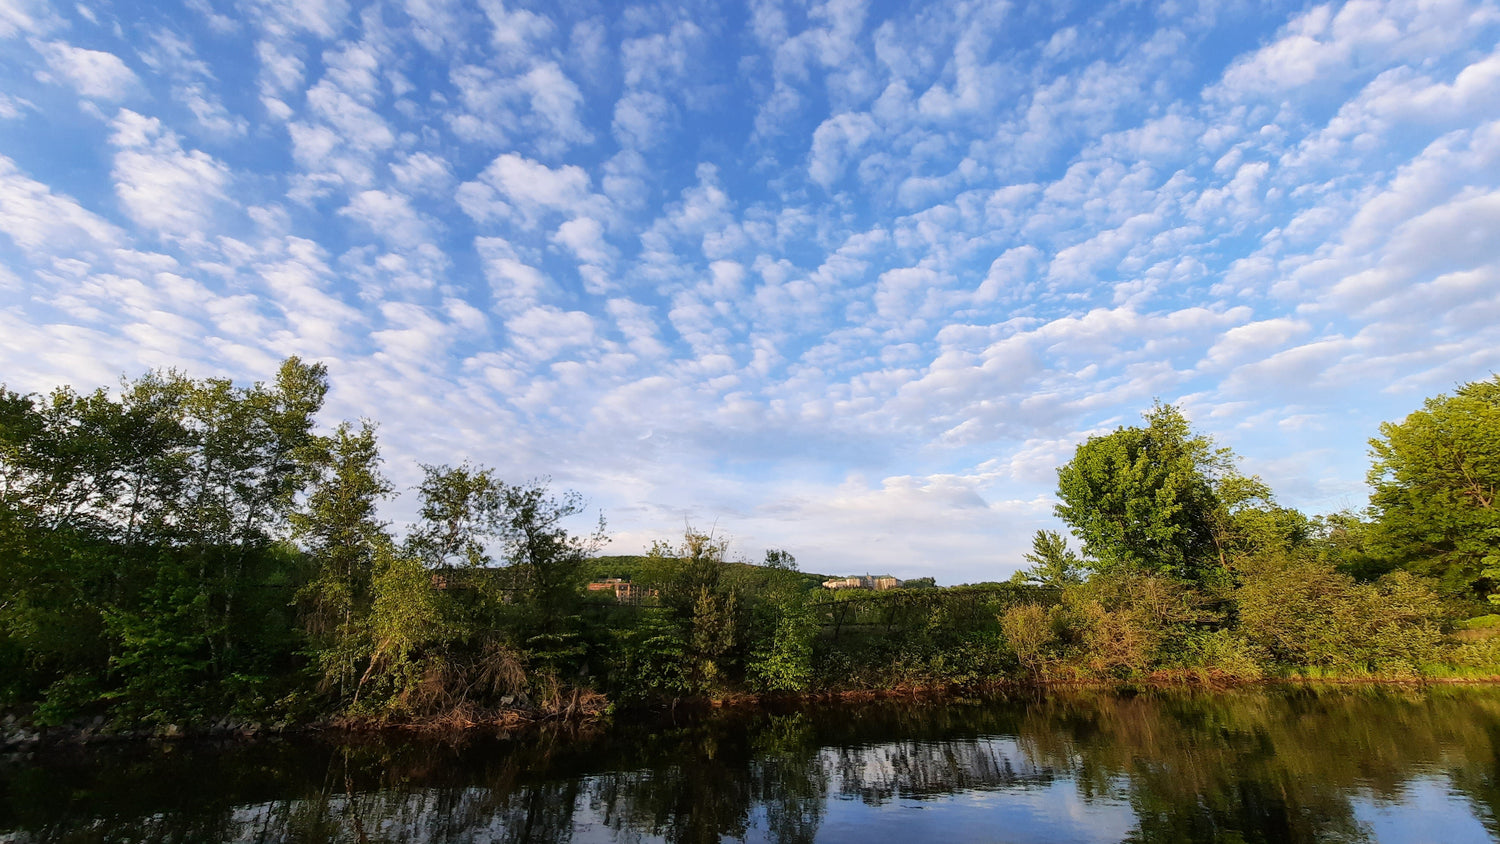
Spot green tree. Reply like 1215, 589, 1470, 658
1020, 529, 1085, 587
1368, 376, 1500, 602
352, 543, 445, 711
999, 603, 1059, 677
1055, 403, 1226, 580
0, 360, 326, 719
1237, 555, 1444, 674
292, 421, 392, 701
641, 529, 742, 689
497, 480, 606, 613
747, 548, 815, 693
407, 462, 505, 570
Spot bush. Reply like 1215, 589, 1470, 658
612, 613, 695, 703
1180, 629, 1266, 681
1000, 604, 1057, 677
748, 610, 815, 693
1058, 572, 1206, 679
1448, 637, 1500, 675
1238, 556, 1444, 674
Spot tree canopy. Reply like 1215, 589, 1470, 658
1368, 375, 1500, 602
1054, 403, 1231, 580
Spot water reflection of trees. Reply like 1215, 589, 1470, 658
3, 687, 1499, 843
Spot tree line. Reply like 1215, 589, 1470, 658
0, 361, 1497, 728
1003, 382, 1500, 681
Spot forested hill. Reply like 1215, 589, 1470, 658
585, 555, 832, 591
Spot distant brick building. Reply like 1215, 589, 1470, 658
586, 577, 657, 604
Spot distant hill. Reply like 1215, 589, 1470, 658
585, 554, 831, 591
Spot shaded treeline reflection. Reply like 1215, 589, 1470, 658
4, 686, 1499, 842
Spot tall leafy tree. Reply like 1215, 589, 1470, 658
407, 462, 506, 570
293, 421, 392, 700
0, 359, 329, 718
1368, 375, 1500, 601
1054, 403, 1227, 580
498, 480, 606, 613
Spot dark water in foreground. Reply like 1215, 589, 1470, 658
3, 686, 1500, 843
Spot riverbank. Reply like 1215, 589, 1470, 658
10, 672, 1500, 751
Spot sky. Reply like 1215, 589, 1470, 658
1, 0, 1498, 583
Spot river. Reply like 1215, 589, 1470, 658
3, 685, 1498, 842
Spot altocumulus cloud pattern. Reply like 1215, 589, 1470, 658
1, 0, 1498, 581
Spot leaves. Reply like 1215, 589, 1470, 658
1368, 375, 1500, 600
1054, 403, 1224, 579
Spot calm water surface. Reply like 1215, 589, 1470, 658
3, 685, 1499, 843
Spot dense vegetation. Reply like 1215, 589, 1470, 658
1, 362, 1497, 729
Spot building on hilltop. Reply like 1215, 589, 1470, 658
821, 574, 904, 591
586, 576, 656, 604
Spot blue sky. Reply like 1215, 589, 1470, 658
2, 0, 1498, 582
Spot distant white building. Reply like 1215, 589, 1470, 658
821, 575, 902, 591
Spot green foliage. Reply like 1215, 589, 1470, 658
1453, 614, 1500, 631
1020, 529, 1085, 587
1447, 637, 1500, 675
496, 479, 607, 615
1179, 629, 1266, 680
1309, 510, 1389, 580
1058, 571, 1210, 679
1054, 403, 1228, 580
5, 363, 1499, 724
0, 359, 327, 721
351, 544, 446, 711
614, 612, 695, 701
1368, 375, 1500, 602
747, 609, 815, 693
999, 603, 1059, 677
407, 462, 505, 569
292, 421, 391, 703
1237, 556, 1445, 675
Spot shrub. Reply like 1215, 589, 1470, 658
1238, 556, 1444, 674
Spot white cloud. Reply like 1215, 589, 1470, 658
518, 62, 591, 149
505, 305, 595, 362
305, 80, 395, 152
606, 297, 667, 359
338, 189, 433, 249
975, 246, 1041, 303
247, 0, 349, 39
256, 40, 304, 95
621, 19, 703, 90
1202, 318, 1312, 369
460, 152, 607, 228
109, 109, 230, 236
3, 0, 1499, 584
0, 155, 123, 255
448, 60, 592, 155
476, 236, 552, 314
552, 215, 617, 294
2, 0, 55, 38
34, 39, 140, 100
0, 92, 33, 118
253, 236, 363, 356
389, 151, 452, 194
1214, 0, 1499, 101
808, 112, 878, 187
479, 0, 553, 52
403, 0, 468, 50
612, 89, 672, 150
179, 82, 249, 136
